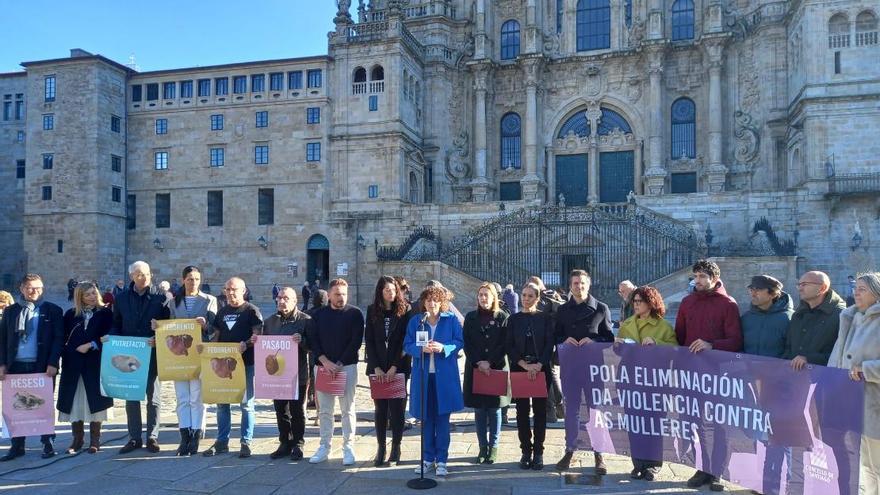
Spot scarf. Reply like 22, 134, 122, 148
17, 301, 37, 343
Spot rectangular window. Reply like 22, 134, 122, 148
112, 186, 122, 203
111, 115, 121, 133
215, 77, 228, 96
233, 76, 247, 94
57, 240, 63, 254
42, 153, 53, 170
307, 107, 320, 124
155, 193, 170, 228
2, 102, 10, 120
155, 151, 168, 170
834, 51, 841, 74
210, 114, 223, 130
258, 188, 274, 225
126, 194, 136, 230
255, 145, 269, 165
17, 131, 24, 142
163, 81, 176, 99
111, 154, 122, 172
368, 95, 378, 111
210, 147, 225, 167
131, 84, 142, 102
269, 72, 284, 91
197, 78, 211, 97
255, 111, 268, 128
306, 142, 321, 162
42, 185, 52, 201
155, 118, 168, 135
16, 160, 25, 179
180, 80, 193, 98
45, 75, 56, 101
288, 71, 303, 89
43, 114, 54, 130
307, 69, 322, 88
14, 101, 23, 120
207, 190, 223, 226
499, 181, 522, 201
251, 74, 265, 92
368, 185, 379, 198
670, 172, 698, 193
146, 83, 159, 101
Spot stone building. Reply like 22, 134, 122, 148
0, 0, 877, 307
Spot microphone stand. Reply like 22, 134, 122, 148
407, 317, 437, 490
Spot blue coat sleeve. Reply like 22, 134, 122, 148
403, 315, 421, 358
441, 317, 463, 359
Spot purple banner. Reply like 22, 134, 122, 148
558, 342, 863, 495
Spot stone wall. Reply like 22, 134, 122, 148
0, 74, 27, 292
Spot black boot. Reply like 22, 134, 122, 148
270, 441, 292, 459
531, 452, 544, 471
176, 428, 191, 456
388, 442, 401, 465
374, 444, 387, 467
187, 429, 202, 456
594, 452, 607, 475
519, 450, 532, 469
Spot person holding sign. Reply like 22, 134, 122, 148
616, 285, 676, 481
307, 278, 364, 466
202, 277, 262, 458
364, 276, 412, 467
58, 282, 114, 455
463, 283, 510, 465
506, 282, 555, 470
554, 269, 614, 474
404, 286, 464, 477
110, 261, 170, 454
167, 266, 217, 456
259, 287, 311, 461
0, 274, 64, 461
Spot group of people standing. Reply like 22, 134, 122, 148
0, 259, 878, 494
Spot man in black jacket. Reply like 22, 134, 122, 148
111, 261, 170, 454
554, 269, 613, 475
0, 274, 64, 461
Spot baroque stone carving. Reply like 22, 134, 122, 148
584, 64, 604, 97
445, 130, 471, 183
733, 110, 760, 164
738, 43, 760, 113
542, 31, 562, 58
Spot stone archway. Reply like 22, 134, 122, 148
306, 234, 330, 289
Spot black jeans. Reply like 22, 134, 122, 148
7, 361, 56, 449
273, 397, 306, 446
515, 397, 547, 454
374, 397, 407, 446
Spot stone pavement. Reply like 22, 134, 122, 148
0, 358, 755, 495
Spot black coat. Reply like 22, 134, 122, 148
506, 311, 555, 372
262, 310, 312, 391
0, 301, 64, 372
364, 306, 413, 377
462, 309, 510, 408
554, 295, 614, 344
57, 308, 114, 415
111, 283, 171, 337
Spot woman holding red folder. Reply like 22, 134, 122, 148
506, 283, 555, 470
364, 276, 412, 467
462, 283, 510, 464
404, 286, 463, 477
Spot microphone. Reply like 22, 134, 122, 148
419, 311, 430, 323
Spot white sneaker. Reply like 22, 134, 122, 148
414, 461, 434, 474
309, 446, 330, 464
342, 447, 356, 466
435, 462, 448, 476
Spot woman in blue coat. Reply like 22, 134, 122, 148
405, 285, 464, 477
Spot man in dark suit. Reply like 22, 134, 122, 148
0, 274, 64, 461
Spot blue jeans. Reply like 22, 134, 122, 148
423, 375, 451, 463
216, 365, 255, 444
474, 406, 501, 450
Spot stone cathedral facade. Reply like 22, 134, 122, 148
0, 0, 877, 305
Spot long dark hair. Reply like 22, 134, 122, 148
173, 265, 200, 306
369, 276, 409, 325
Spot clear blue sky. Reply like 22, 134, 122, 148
1, 0, 340, 73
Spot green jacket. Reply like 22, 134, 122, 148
783, 290, 846, 365
618, 315, 677, 345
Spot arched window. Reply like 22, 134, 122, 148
370, 65, 384, 80
828, 13, 850, 48
500, 20, 521, 60
576, 0, 611, 52
670, 98, 696, 159
597, 108, 632, 135
856, 11, 879, 46
409, 172, 419, 203
671, 0, 695, 41
558, 111, 591, 138
307, 234, 329, 250
500, 112, 522, 169
353, 67, 367, 83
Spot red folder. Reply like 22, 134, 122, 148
369, 373, 406, 400
472, 369, 508, 396
510, 372, 548, 399
315, 367, 347, 396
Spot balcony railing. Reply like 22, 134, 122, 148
828, 33, 851, 48
827, 172, 880, 195
856, 31, 878, 46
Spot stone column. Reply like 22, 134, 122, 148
587, 105, 602, 203
525, 0, 539, 53
704, 38, 728, 192
472, 64, 491, 201
643, 45, 667, 195
521, 56, 544, 201
474, 0, 489, 59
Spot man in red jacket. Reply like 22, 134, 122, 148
675, 259, 743, 492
